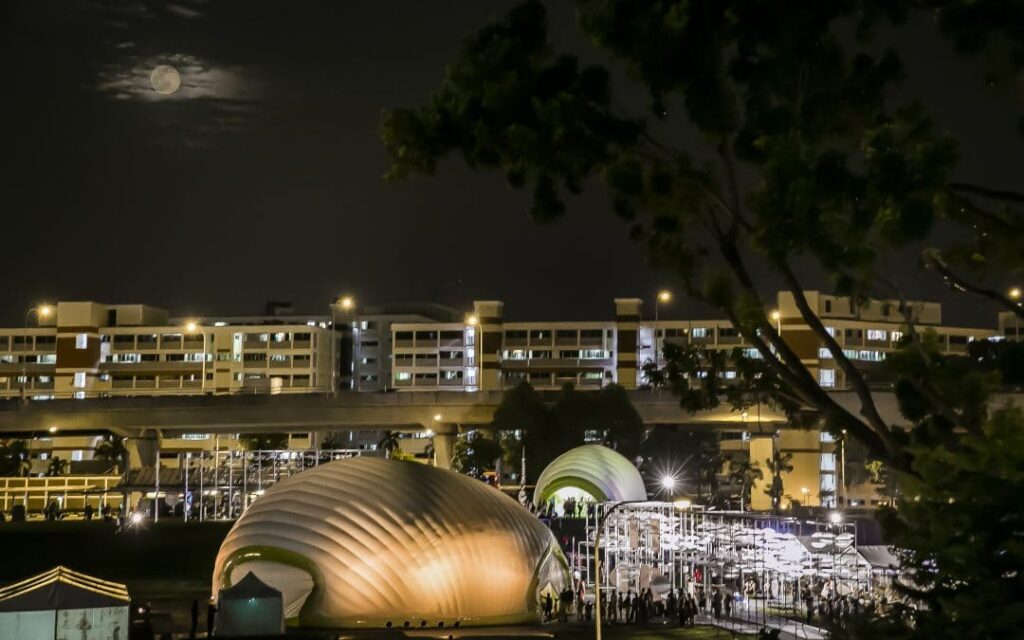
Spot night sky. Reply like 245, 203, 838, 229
4, 1, 1021, 326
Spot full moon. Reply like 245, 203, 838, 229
150, 65, 181, 95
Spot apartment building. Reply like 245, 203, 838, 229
349, 302, 461, 392
0, 301, 336, 399
387, 291, 998, 393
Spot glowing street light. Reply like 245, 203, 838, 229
660, 475, 677, 492
654, 290, 672, 364
433, 413, 443, 423
38, 305, 53, 319
339, 296, 354, 311
466, 314, 478, 326
184, 320, 199, 333
1009, 287, 1021, 301
829, 511, 844, 525
48, 426, 58, 434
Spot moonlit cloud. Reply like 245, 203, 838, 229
97, 53, 259, 103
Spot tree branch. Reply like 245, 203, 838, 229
949, 182, 1024, 206
923, 251, 1024, 321
778, 262, 896, 445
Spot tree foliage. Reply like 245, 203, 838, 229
382, 3, 1024, 635
489, 381, 644, 481
382, 0, 1023, 466
238, 433, 289, 451
0, 439, 30, 477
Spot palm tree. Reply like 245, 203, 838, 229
764, 451, 794, 514
0, 439, 31, 477
46, 456, 68, 477
728, 458, 763, 511
378, 431, 400, 459
94, 436, 128, 474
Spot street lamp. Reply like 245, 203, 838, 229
331, 295, 355, 395
184, 320, 207, 393
661, 475, 677, 494
594, 500, 646, 640
829, 511, 843, 525
466, 314, 478, 326
654, 290, 672, 364
1009, 288, 1021, 341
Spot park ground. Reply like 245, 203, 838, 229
0, 521, 753, 638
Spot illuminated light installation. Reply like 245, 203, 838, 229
533, 444, 647, 510
213, 457, 570, 628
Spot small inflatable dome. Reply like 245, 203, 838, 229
212, 458, 569, 628
533, 444, 647, 510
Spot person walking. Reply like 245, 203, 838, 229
724, 591, 733, 618
712, 588, 722, 619
189, 599, 199, 639
543, 592, 554, 622
207, 601, 217, 637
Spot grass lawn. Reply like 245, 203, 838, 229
0, 520, 230, 587
553, 624, 754, 640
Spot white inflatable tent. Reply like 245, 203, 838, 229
0, 566, 130, 640
216, 571, 284, 637
533, 444, 647, 509
213, 457, 571, 628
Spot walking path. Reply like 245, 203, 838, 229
698, 602, 828, 640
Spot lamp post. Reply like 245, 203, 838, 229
1009, 288, 1021, 341
654, 290, 671, 365
21, 304, 53, 399
594, 500, 647, 640
184, 320, 206, 393
331, 296, 354, 396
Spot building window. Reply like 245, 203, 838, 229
825, 300, 832, 313
691, 327, 708, 338
76, 334, 88, 349
891, 330, 903, 342
819, 369, 836, 388
866, 329, 887, 341
73, 372, 87, 388
395, 372, 412, 381
71, 450, 84, 462
820, 453, 836, 472
818, 347, 833, 359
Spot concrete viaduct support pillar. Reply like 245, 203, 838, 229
432, 433, 456, 470
128, 429, 160, 469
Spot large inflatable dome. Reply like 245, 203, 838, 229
533, 444, 647, 509
212, 457, 569, 628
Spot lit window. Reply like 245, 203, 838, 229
395, 372, 411, 381
820, 453, 836, 472
825, 326, 836, 337
818, 347, 833, 359
722, 370, 737, 379
39, 354, 56, 364
742, 348, 762, 359
73, 392, 85, 400
580, 349, 606, 359
73, 372, 87, 388
867, 329, 887, 341
465, 368, 477, 385
820, 432, 835, 443
76, 334, 88, 349
71, 450, 84, 462
819, 369, 836, 388
820, 473, 837, 492
692, 327, 708, 338
891, 331, 903, 342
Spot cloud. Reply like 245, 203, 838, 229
97, 53, 261, 103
